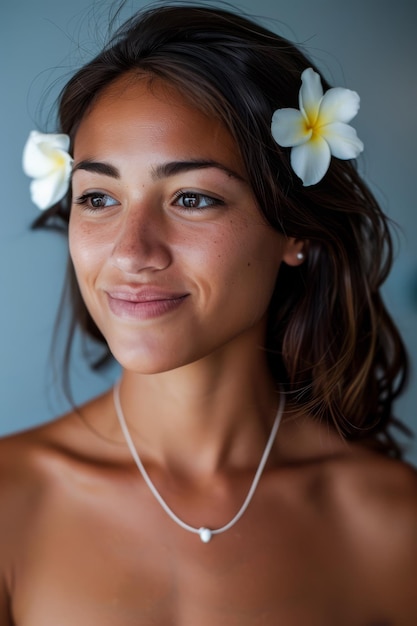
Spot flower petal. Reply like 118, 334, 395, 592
290, 137, 331, 186
23, 131, 70, 178
319, 87, 360, 124
299, 68, 323, 126
321, 122, 364, 159
271, 108, 312, 147
30, 167, 71, 210
23, 133, 54, 178
23, 130, 73, 209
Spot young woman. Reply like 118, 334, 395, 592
1, 5, 416, 625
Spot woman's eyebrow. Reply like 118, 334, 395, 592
72, 160, 119, 178
151, 160, 246, 182
71, 159, 246, 182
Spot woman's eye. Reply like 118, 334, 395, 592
74, 192, 119, 210
173, 191, 222, 210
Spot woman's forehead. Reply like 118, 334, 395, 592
73, 74, 246, 177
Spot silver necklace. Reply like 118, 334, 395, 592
113, 383, 285, 543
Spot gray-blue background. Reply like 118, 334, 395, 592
1, 0, 416, 464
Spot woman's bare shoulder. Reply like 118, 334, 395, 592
0, 390, 120, 515
0, 411, 83, 517
0, 414, 76, 589
286, 415, 417, 545
288, 412, 417, 515
1, 387, 116, 451
0, 391, 123, 621
0, 414, 74, 486
328, 447, 417, 608
331, 447, 417, 517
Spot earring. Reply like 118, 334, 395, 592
296, 252, 304, 260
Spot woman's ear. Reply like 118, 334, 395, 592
282, 238, 308, 267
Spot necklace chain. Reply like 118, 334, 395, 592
113, 383, 285, 543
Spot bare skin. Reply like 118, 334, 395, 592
1, 75, 416, 624
0, 392, 416, 626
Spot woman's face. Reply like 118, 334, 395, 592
69, 74, 300, 373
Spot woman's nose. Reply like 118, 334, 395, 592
110, 204, 172, 275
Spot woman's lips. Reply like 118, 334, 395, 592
105, 288, 189, 320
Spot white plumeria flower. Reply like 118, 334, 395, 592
22, 130, 73, 210
271, 68, 364, 186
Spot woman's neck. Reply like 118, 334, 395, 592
116, 340, 280, 478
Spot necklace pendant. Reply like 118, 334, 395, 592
199, 527, 212, 543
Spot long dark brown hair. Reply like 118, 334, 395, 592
34, 3, 409, 456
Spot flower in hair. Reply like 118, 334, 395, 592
22, 131, 73, 210
271, 68, 364, 186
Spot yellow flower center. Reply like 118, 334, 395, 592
52, 152, 66, 170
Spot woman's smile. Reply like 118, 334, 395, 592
105, 286, 190, 321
